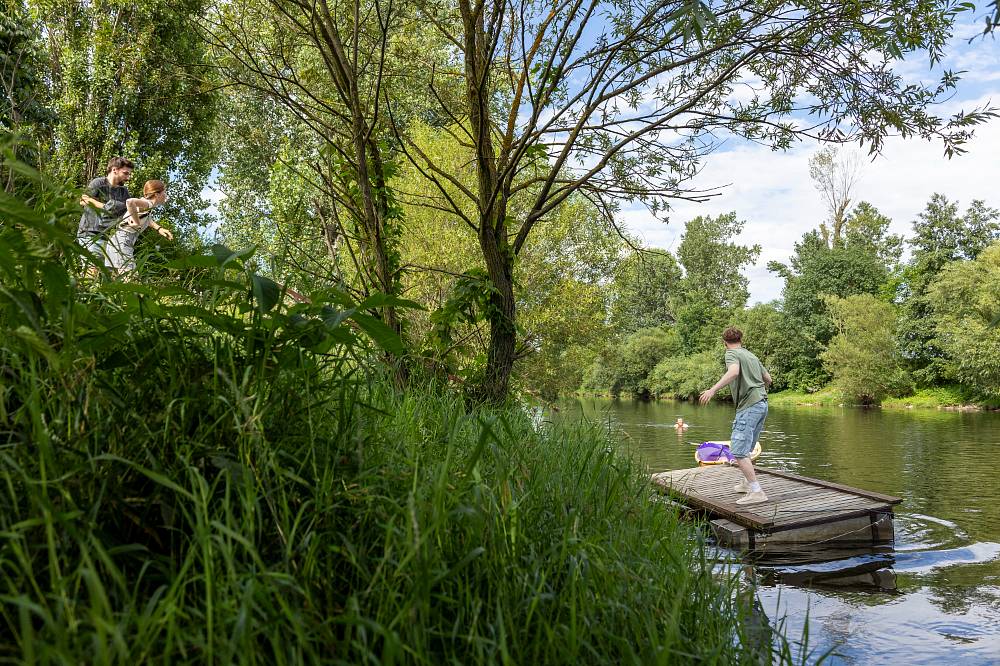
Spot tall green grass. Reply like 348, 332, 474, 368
0, 149, 796, 663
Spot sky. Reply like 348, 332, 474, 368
618, 19, 1000, 304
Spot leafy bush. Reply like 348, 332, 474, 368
647, 349, 729, 401
926, 242, 1000, 400
820, 294, 910, 405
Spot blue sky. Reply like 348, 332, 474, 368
620, 18, 1000, 304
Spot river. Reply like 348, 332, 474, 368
557, 397, 1000, 665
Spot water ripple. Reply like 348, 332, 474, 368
893, 542, 1000, 573
894, 513, 971, 550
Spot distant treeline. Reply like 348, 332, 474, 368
582, 192, 1000, 407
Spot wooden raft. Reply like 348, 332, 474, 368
651, 465, 902, 549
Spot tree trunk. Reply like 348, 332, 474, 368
460, 0, 516, 403
478, 223, 516, 404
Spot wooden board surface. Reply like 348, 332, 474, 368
650, 465, 901, 532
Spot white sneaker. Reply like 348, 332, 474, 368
735, 490, 768, 505
734, 480, 750, 493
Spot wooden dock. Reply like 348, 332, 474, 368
651, 465, 902, 549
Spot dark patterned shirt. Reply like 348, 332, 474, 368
77, 177, 131, 236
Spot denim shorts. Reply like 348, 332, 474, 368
730, 399, 767, 458
77, 233, 107, 268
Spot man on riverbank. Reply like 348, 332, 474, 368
699, 327, 772, 505
77, 157, 134, 276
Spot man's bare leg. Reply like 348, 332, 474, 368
736, 457, 757, 484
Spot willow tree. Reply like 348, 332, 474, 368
401, 0, 994, 403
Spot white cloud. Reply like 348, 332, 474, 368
618, 90, 1000, 305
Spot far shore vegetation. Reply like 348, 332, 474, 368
575, 384, 999, 411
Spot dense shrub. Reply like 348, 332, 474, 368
821, 294, 911, 405
647, 350, 729, 401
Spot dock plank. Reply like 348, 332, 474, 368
651, 465, 901, 536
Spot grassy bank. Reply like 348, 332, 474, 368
765, 389, 844, 407
1, 372, 771, 663
767, 386, 998, 410
0, 169, 795, 663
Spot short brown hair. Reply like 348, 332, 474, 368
142, 179, 166, 198
107, 156, 134, 172
722, 327, 742, 343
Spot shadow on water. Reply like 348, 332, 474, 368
711, 523, 1000, 663
723, 520, 1000, 595
746, 546, 899, 593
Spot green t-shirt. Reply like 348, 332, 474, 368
724, 347, 767, 412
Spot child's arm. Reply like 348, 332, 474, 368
148, 220, 174, 241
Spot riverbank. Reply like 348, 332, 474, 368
768, 386, 997, 411
3, 373, 790, 662
576, 387, 995, 411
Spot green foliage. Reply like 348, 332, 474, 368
925, 242, 1000, 400
617, 327, 683, 398
648, 349, 729, 401
821, 294, 910, 405
609, 250, 680, 335
898, 195, 1000, 384
675, 213, 760, 352
674, 213, 760, 353
910, 195, 1000, 268
396, 126, 624, 397
579, 348, 625, 396
733, 302, 793, 392
589, 213, 763, 399
0, 5, 51, 188
0, 157, 780, 663
216, 111, 331, 285
429, 268, 497, 354
392, 0, 996, 402
845, 202, 904, 274
769, 215, 897, 390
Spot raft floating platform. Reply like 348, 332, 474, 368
651, 465, 902, 550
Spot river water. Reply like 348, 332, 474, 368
557, 398, 1000, 665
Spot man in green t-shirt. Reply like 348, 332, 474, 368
699, 327, 772, 505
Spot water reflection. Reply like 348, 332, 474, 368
557, 397, 1000, 664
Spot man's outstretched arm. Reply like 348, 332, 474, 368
700, 362, 739, 405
